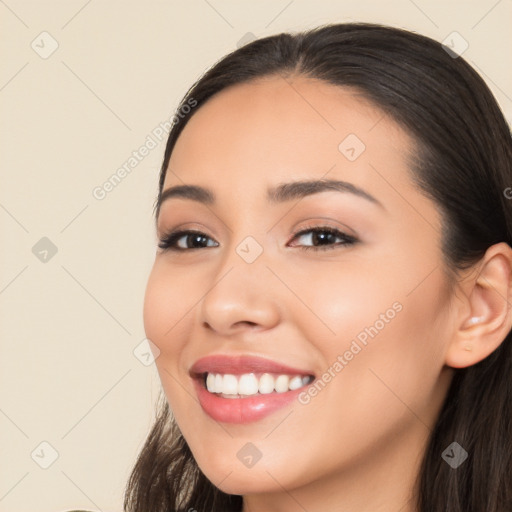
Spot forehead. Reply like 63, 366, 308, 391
163, 75, 420, 213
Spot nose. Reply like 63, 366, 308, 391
199, 248, 281, 336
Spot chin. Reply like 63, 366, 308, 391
194, 455, 289, 495
205, 470, 282, 496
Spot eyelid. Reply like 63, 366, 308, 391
289, 219, 358, 239
157, 221, 218, 240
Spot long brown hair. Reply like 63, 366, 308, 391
125, 23, 512, 511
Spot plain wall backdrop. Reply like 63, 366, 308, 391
1, 1, 511, 510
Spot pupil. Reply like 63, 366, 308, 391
313, 232, 333, 245
190, 234, 207, 247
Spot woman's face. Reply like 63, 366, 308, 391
144, 76, 457, 500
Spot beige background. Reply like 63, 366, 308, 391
1, 1, 511, 511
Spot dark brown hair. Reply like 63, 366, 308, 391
125, 23, 512, 511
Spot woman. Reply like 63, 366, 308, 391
124, 23, 512, 511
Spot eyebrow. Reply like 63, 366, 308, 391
156, 179, 383, 216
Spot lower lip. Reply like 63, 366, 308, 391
193, 377, 307, 424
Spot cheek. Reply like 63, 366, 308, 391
143, 266, 166, 343
281, 256, 405, 344
288, 255, 451, 414
143, 262, 190, 359
351, 274, 450, 419
143, 264, 194, 416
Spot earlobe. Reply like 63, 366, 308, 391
445, 242, 512, 369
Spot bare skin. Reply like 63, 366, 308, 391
143, 75, 512, 512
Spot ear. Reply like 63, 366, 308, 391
445, 242, 512, 369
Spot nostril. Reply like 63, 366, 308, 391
239, 321, 258, 327
202, 321, 223, 331
203, 320, 257, 329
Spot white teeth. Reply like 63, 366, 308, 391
204, 372, 313, 396
289, 376, 303, 390
274, 375, 289, 393
258, 373, 275, 394
214, 374, 223, 393
239, 373, 259, 395
206, 373, 215, 392
223, 374, 238, 395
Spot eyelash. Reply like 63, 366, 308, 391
157, 226, 358, 252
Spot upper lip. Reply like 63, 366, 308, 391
189, 354, 315, 377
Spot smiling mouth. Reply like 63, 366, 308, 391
190, 355, 317, 423
201, 372, 315, 398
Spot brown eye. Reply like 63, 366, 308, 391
158, 230, 219, 251
289, 226, 357, 251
